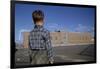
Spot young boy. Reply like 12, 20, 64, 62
29, 10, 54, 65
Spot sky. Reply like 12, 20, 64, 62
15, 3, 95, 43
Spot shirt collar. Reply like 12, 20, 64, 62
34, 25, 43, 30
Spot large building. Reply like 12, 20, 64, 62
23, 31, 94, 48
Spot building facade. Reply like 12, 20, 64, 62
23, 32, 30, 48
22, 31, 94, 48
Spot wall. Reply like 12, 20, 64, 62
23, 31, 94, 48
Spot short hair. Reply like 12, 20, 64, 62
32, 10, 44, 23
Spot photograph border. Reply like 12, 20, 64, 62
10, 1, 97, 68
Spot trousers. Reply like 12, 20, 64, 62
30, 50, 49, 65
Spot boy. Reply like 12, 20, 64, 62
29, 10, 54, 65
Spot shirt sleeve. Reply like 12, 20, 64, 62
45, 31, 54, 62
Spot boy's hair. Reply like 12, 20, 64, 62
32, 10, 44, 23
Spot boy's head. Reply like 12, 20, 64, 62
32, 10, 44, 26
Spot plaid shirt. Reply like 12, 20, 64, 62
29, 25, 54, 62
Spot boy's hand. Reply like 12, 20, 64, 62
49, 58, 54, 64
50, 61, 54, 64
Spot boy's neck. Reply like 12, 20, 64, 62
35, 24, 43, 29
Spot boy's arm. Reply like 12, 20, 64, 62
45, 31, 54, 63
